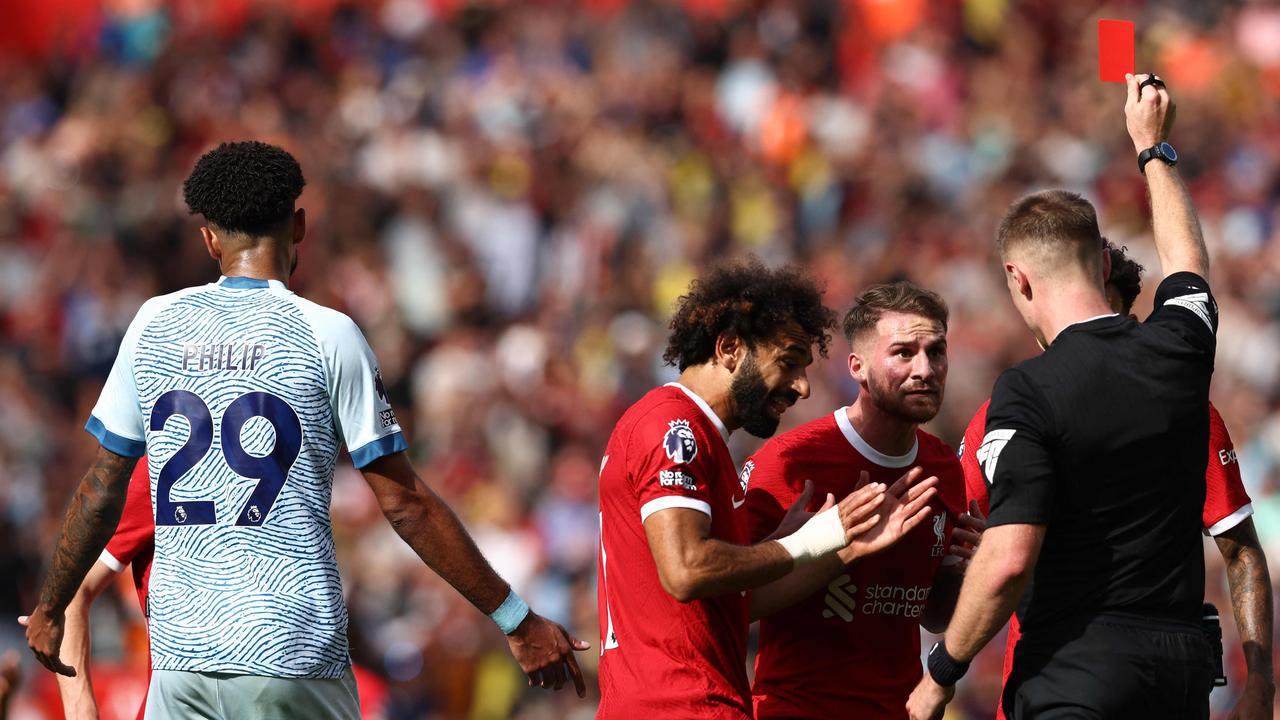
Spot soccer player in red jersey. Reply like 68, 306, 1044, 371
744, 281, 981, 719
958, 244, 1274, 720
596, 260, 938, 719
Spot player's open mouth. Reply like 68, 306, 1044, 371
769, 397, 792, 415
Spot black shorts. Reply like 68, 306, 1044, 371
1003, 613, 1215, 720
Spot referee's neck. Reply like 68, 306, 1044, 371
1033, 289, 1115, 347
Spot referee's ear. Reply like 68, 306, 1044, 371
1005, 262, 1031, 301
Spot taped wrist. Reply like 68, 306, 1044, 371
776, 506, 846, 563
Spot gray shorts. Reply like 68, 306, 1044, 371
144, 666, 360, 720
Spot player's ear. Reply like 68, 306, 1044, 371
715, 332, 743, 373
201, 226, 221, 263
847, 350, 866, 384
292, 207, 306, 246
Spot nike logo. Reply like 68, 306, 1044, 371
731, 495, 746, 509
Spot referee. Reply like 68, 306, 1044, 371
908, 74, 1219, 719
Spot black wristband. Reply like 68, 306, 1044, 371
927, 641, 970, 687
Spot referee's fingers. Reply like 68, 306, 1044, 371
951, 528, 982, 546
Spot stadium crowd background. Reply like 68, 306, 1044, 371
1, 0, 1278, 717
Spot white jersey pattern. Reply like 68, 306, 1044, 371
87, 276, 405, 678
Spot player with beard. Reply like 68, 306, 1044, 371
740, 281, 977, 719
596, 260, 941, 719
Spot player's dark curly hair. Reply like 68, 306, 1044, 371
1105, 240, 1145, 314
182, 141, 305, 236
663, 258, 837, 371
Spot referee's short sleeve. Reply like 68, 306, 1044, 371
984, 368, 1057, 527
1145, 272, 1217, 360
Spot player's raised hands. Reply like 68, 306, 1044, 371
837, 467, 939, 564
1124, 72, 1175, 153
766, 479, 835, 541
506, 611, 590, 697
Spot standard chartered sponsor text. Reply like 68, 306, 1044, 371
821, 575, 931, 621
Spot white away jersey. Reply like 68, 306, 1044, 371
86, 276, 406, 678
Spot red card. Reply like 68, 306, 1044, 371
1098, 19, 1135, 83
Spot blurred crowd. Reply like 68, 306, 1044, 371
1, 0, 1278, 718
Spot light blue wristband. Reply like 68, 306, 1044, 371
490, 590, 531, 635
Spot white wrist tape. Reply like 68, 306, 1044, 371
776, 506, 846, 563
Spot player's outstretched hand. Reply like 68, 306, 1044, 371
20, 605, 76, 677
506, 612, 590, 698
1124, 72, 1175, 154
766, 480, 836, 541
837, 467, 938, 564
834, 477, 887, 544
944, 500, 987, 572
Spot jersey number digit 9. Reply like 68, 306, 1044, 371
151, 389, 303, 527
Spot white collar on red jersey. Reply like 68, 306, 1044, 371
834, 407, 918, 468
665, 382, 730, 444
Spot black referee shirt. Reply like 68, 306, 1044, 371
981, 271, 1218, 631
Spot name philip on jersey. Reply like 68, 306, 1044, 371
182, 342, 267, 372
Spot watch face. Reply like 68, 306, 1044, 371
1160, 142, 1177, 161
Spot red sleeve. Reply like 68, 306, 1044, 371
741, 442, 802, 543
629, 409, 719, 523
102, 457, 155, 571
959, 401, 991, 515
1203, 403, 1252, 535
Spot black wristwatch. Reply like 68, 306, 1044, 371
1138, 141, 1178, 175
926, 641, 970, 687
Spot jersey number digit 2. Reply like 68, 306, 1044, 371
152, 389, 303, 527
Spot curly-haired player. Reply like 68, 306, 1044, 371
596, 259, 938, 718
24, 141, 587, 719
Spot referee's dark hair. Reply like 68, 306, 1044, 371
1105, 241, 1145, 315
183, 141, 306, 237
663, 258, 837, 371
997, 190, 1105, 276
842, 281, 949, 346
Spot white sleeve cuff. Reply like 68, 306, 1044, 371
1205, 503, 1253, 537
640, 496, 712, 523
98, 549, 126, 573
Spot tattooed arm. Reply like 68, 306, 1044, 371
25, 447, 137, 677
1214, 518, 1275, 720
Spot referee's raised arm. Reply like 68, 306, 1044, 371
1125, 72, 1208, 280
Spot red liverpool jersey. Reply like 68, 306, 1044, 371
960, 399, 1252, 719
596, 383, 752, 719
744, 408, 966, 719
101, 457, 155, 619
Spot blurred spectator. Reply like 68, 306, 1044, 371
1, 1, 1277, 718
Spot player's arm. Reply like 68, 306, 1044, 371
53, 560, 120, 720
360, 450, 590, 696
646, 479, 890, 603
25, 447, 137, 677
1214, 519, 1275, 718
748, 468, 940, 621
1124, 73, 1207, 279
